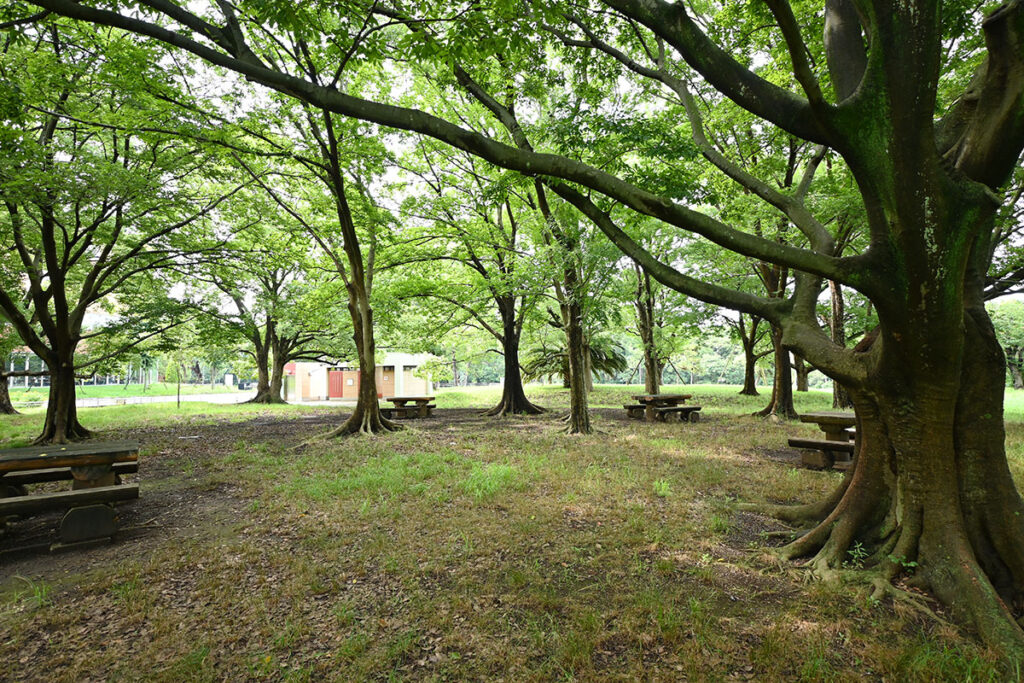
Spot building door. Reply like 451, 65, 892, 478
328, 370, 345, 399
380, 366, 396, 397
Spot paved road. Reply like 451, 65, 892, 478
11, 391, 365, 410
76, 392, 257, 408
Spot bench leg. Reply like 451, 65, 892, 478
688, 412, 700, 423
800, 449, 835, 470
2, 482, 28, 498
59, 504, 116, 543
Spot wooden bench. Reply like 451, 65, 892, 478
625, 403, 702, 422
1, 441, 140, 549
788, 437, 855, 470
623, 404, 645, 419
654, 406, 702, 423
381, 403, 436, 420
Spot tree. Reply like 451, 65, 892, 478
395, 144, 545, 416
726, 312, 771, 396
187, 217, 330, 404
990, 300, 1024, 389
24, 0, 1024, 655
0, 321, 22, 414
0, 22, 240, 442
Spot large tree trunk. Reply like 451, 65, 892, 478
755, 326, 798, 420
35, 358, 89, 444
485, 299, 544, 417
246, 342, 277, 404
776, 302, 1024, 659
0, 373, 17, 415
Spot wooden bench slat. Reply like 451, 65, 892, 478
2, 461, 138, 486
0, 484, 139, 516
0, 440, 140, 460
0, 441, 139, 474
788, 437, 855, 453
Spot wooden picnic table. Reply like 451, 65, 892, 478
628, 393, 694, 422
794, 412, 857, 469
1, 440, 140, 549
799, 411, 856, 441
383, 396, 436, 419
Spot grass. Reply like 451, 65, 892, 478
0, 401, 317, 447
9, 381, 240, 402
1, 383, 1022, 680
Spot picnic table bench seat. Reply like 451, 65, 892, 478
653, 406, 702, 422
0, 484, 139, 517
788, 436, 855, 470
625, 401, 702, 422
381, 403, 436, 419
3, 461, 138, 487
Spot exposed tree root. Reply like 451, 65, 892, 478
739, 469, 852, 526
869, 577, 951, 625
483, 398, 545, 417
245, 394, 287, 405
33, 422, 91, 445
325, 411, 402, 438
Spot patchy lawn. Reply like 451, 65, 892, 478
1, 385, 1020, 681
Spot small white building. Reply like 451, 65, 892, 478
285, 352, 433, 401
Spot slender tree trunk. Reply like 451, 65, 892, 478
583, 341, 594, 392
563, 298, 591, 434
634, 264, 662, 395
1010, 360, 1024, 391
486, 299, 544, 416
793, 354, 810, 391
755, 326, 798, 420
740, 347, 759, 396
830, 280, 854, 408
330, 281, 398, 436
0, 373, 17, 415
268, 355, 286, 403
35, 357, 89, 444
246, 342, 276, 404
644, 353, 663, 395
